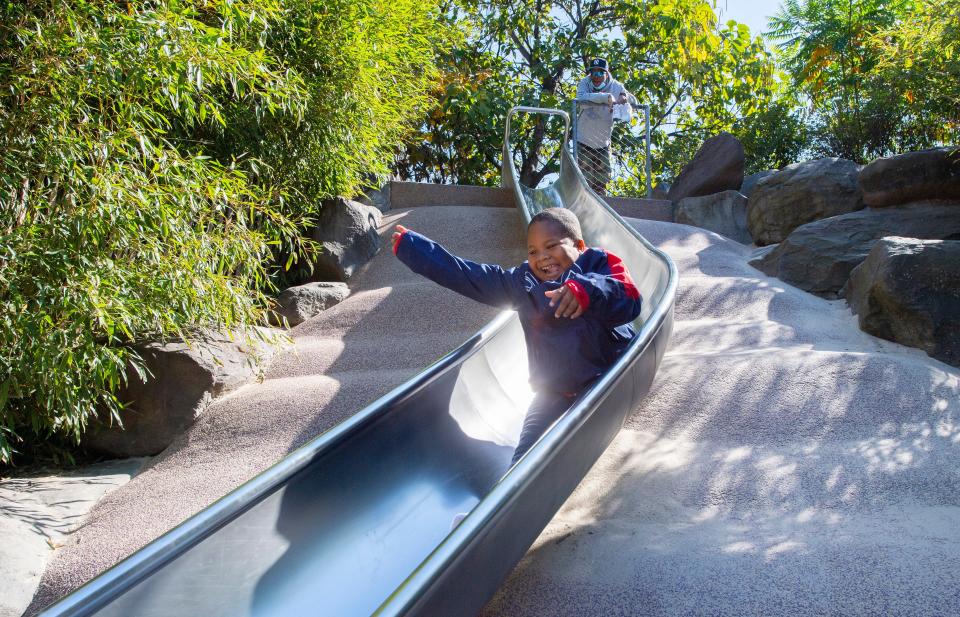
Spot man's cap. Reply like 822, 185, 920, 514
587, 58, 608, 74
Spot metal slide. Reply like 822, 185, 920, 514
39, 107, 677, 617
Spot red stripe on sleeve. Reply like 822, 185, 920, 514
603, 250, 640, 299
564, 279, 591, 311
392, 230, 407, 255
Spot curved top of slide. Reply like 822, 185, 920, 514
502, 106, 675, 326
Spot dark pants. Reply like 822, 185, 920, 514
577, 143, 611, 195
510, 391, 578, 466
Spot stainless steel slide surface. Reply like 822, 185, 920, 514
39, 107, 677, 617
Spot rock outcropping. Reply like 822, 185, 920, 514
747, 158, 863, 245
750, 201, 960, 298
674, 190, 751, 244
666, 133, 745, 203
859, 147, 960, 207
739, 170, 775, 198
271, 282, 350, 327
845, 237, 960, 367
84, 332, 274, 456
311, 197, 382, 281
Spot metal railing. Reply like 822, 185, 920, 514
570, 99, 652, 198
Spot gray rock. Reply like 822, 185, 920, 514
860, 146, 960, 207
84, 332, 274, 456
651, 183, 671, 200
675, 190, 752, 244
739, 170, 775, 198
845, 237, 960, 367
747, 243, 778, 266
751, 200, 960, 298
666, 133, 745, 202
271, 282, 350, 327
357, 181, 391, 213
747, 157, 863, 246
311, 197, 382, 281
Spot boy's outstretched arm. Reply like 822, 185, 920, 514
392, 225, 520, 308
559, 251, 643, 326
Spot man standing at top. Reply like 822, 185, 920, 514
575, 58, 634, 195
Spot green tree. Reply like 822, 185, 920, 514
733, 90, 810, 173
394, 0, 782, 189
766, 0, 938, 161
219, 0, 446, 213
870, 0, 960, 146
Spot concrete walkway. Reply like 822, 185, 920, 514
0, 458, 146, 617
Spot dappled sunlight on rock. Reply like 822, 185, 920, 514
764, 539, 805, 560
722, 540, 756, 553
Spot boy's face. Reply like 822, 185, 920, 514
527, 221, 586, 282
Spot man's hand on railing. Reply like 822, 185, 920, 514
580, 97, 631, 112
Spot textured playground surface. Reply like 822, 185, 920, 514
30, 206, 960, 616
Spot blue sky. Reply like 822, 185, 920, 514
713, 0, 786, 38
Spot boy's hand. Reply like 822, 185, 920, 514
392, 224, 408, 254
545, 284, 585, 319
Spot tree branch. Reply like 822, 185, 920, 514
509, 29, 534, 66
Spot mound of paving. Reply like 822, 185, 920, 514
483, 219, 960, 616
28, 206, 526, 612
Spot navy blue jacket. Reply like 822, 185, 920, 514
395, 230, 643, 394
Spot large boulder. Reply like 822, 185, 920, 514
311, 197, 382, 281
84, 332, 274, 456
674, 190, 752, 244
739, 170, 775, 198
747, 158, 863, 246
357, 180, 392, 213
844, 237, 960, 367
860, 147, 960, 207
271, 281, 350, 327
666, 133, 745, 202
750, 200, 960, 298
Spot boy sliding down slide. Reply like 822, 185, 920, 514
392, 207, 642, 467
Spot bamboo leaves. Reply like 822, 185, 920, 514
0, 0, 447, 465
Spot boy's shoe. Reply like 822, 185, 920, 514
449, 512, 468, 531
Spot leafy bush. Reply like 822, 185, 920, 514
734, 95, 810, 174
220, 0, 445, 215
871, 0, 960, 147
768, 0, 958, 161
0, 0, 446, 465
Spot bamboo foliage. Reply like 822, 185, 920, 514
0, 0, 447, 465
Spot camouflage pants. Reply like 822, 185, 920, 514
577, 143, 611, 195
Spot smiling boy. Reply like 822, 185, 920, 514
392, 207, 642, 466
